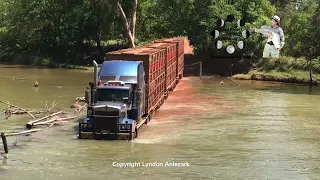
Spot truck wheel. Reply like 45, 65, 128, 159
145, 115, 150, 124
129, 131, 135, 141
164, 91, 169, 99
148, 115, 152, 122
135, 128, 138, 138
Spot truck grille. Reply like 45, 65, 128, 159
95, 110, 119, 116
93, 116, 119, 134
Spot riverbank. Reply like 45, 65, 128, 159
232, 56, 320, 85
0, 62, 94, 71
0, 38, 194, 72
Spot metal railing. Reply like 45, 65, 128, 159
184, 62, 203, 77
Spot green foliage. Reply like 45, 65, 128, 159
278, 0, 319, 57
255, 56, 320, 73
0, 0, 319, 66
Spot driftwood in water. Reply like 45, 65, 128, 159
1, 129, 42, 156
0, 100, 36, 119
33, 116, 77, 127
71, 103, 87, 113
0, 76, 27, 80
41, 100, 58, 113
76, 97, 86, 101
4, 129, 42, 137
26, 111, 64, 129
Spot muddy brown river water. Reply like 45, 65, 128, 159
0, 65, 320, 180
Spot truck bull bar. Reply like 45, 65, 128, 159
78, 122, 134, 140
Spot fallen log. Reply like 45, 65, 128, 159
49, 123, 55, 128
0, 76, 27, 80
26, 111, 64, 129
3, 108, 44, 115
0, 100, 35, 119
33, 116, 77, 126
4, 129, 42, 137
48, 121, 69, 127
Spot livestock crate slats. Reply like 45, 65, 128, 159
146, 42, 177, 91
155, 37, 185, 79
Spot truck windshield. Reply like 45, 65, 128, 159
96, 89, 129, 102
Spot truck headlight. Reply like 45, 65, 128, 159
120, 124, 131, 130
87, 110, 93, 116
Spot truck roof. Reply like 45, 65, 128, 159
121, 47, 154, 54
146, 42, 175, 49
155, 37, 185, 43
147, 42, 175, 48
120, 47, 164, 55
107, 48, 135, 54
146, 42, 169, 47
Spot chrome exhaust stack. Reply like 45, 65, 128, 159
93, 60, 98, 86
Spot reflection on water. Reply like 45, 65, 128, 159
1, 66, 320, 180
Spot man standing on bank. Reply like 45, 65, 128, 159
263, 15, 285, 58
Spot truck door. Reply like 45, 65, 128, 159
138, 63, 145, 117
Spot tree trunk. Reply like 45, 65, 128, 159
131, 0, 138, 40
96, 21, 101, 52
308, 57, 313, 87
116, 1, 135, 48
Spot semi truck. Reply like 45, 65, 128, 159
78, 38, 185, 141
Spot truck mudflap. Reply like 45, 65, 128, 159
78, 122, 136, 140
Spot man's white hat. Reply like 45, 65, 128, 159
272, 15, 280, 22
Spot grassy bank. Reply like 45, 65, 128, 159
233, 56, 320, 85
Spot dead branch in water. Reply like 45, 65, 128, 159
76, 97, 86, 101
0, 100, 35, 119
0, 76, 27, 80
26, 111, 64, 129
3, 108, 44, 115
71, 102, 87, 114
41, 100, 58, 113
4, 129, 42, 137
78, 103, 87, 113
33, 116, 77, 127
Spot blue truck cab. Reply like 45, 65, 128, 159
78, 60, 150, 140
